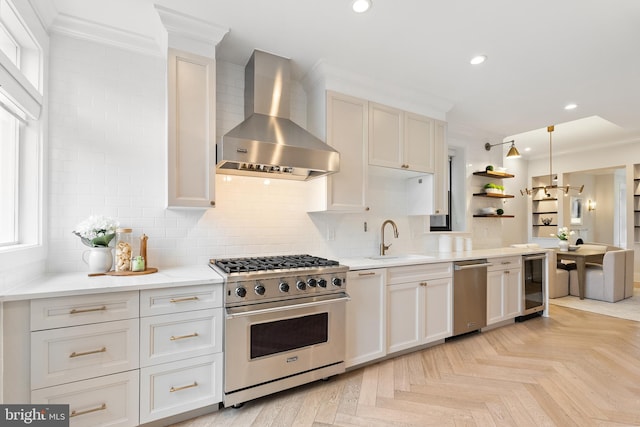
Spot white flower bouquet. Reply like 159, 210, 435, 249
73, 215, 119, 247
551, 226, 574, 241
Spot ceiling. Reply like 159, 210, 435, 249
37, 0, 640, 158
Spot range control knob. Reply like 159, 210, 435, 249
307, 278, 317, 287
235, 287, 247, 298
279, 282, 290, 292
332, 277, 343, 287
296, 280, 306, 291
255, 283, 266, 295
318, 278, 327, 288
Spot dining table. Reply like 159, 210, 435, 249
555, 247, 606, 300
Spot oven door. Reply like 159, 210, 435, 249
224, 292, 349, 394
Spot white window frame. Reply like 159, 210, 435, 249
0, 0, 47, 271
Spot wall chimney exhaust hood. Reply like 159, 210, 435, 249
217, 50, 340, 180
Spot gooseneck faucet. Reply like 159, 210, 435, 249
380, 219, 399, 256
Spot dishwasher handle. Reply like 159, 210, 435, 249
454, 262, 492, 271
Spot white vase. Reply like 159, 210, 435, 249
82, 247, 113, 273
558, 240, 569, 252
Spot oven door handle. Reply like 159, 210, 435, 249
225, 294, 351, 319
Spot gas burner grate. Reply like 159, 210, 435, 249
211, 254, 339, 274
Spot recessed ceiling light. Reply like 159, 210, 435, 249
564, 103, 577, 110
352, 0, 372, 13
470, 55, 487, 65
525, 147, 531, 152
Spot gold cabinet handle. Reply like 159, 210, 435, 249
170, 381, 198, 393
170, 332, 198, 341
70, 403, 107, 418
358, 272, 376, 276
69, 347, 106, 358
420, 282, 428, 286
69, 305, 106, 314
169, 296, 199, 303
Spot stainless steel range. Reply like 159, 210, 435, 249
209, 255, 349, 407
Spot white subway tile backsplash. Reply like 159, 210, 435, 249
38, 33, 444, 275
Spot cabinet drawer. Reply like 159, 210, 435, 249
31, 319, 139, 390
31, 291, 139, 331
387, 262, 452, 285
140, 353, 223, 424
140, 308, 223, 367
31, 370, 139, 427
488, 256, 522, 272
140, 284, 222, 317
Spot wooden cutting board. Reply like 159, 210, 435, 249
88, 267, 157, 277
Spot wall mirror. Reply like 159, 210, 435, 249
570, 197, 583, 225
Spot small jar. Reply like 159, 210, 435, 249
131, 256, 145, 272
115, 228, 133, 272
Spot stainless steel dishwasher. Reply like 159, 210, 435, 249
453, 259, 491, 336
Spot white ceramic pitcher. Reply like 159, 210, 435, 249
82, 247, 113, 273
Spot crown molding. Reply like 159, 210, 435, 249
49, 13, 163, 57
155, 5, 228, 58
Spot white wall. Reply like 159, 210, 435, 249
47, 34, 484, 273
41, 31, 640, 279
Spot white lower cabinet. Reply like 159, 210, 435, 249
31, 318, 139, 390
139, 285, 224, 423
30, 292, 140, 427
140, 353, 223, 424
387, 263, 452, 354
31, 370, 139, 427
345, 269, 386, 368
487, 256, 523, 325
27, 283, 224, 426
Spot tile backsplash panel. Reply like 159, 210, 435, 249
46, 35, 430, 273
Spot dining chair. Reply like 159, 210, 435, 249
584, 250, 627, 302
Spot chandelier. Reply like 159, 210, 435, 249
520, 125, 584, 196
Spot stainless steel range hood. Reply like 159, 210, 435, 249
217, 50, 339, 180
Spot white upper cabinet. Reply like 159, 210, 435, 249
405, 112, 436, 173
369, 102, 435, 174
308, 91, 369, 212
158, 6, 228, 209
369, 102, 403, 169
167, 49, 216, 208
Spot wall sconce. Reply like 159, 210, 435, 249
484, 139, 521, 158
587, 200, 596, 211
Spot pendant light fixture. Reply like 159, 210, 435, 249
520, 125, 584, 196
484, 139, 521, 158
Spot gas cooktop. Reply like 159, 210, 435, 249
210, 254, 340, 275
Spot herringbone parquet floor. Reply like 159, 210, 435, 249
173, 304, 640, 427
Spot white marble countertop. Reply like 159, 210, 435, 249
3, 247, 552, 301
340, 247, 552, 270
2, 265, 224, 301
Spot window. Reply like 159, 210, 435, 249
0, 0, 44, 256
0, 106, 19, 246
430, 155, 453, 231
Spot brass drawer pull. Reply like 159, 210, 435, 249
69, 347, 106, 358
358, 272, 376, 276
170, 332, 199, 341
70, 403, 107, 418
170, 381, 198, 393
169, 296, 199, 303
69, 305, 107, 314
420, 282, 428, 286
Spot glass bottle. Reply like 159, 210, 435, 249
115, 228, 133, 272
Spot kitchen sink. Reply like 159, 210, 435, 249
367, 254, 433, 262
